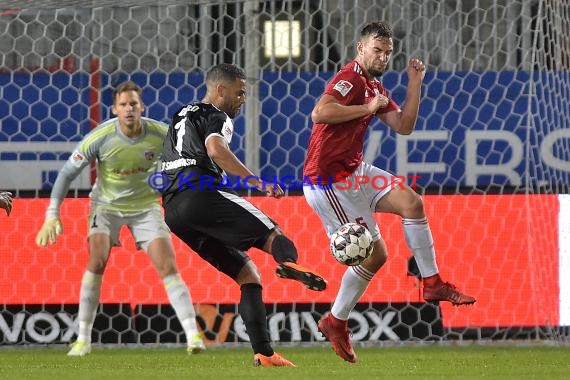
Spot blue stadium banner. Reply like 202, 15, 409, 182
1, 71, 568, 191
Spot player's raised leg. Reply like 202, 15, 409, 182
265, 230, 327, 291
376, 186, 476, 306
275, 261, 327, 291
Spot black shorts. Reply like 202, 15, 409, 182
163, 189, 276, 279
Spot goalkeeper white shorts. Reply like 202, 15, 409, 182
87, 206, 171, 251
303, 162, 400, 241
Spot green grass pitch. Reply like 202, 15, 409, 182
1, 345, 569, 380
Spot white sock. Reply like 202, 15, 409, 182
331, 265, 374, 320
402, 218, 439, 278
77, 271, 102, 343
181, 318, 199, 337
163, 273, 199, 342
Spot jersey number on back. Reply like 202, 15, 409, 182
174, 104, 200, 156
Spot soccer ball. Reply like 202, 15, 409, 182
330, 222, 374, 266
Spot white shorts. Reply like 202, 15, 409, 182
303, 162, 400, 241
88, 206, 171, 251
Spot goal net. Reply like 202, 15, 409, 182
0, 0, 568, 346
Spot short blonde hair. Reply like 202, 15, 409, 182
112, 81, 143, 104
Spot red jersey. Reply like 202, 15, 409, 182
303, 61, 399, 185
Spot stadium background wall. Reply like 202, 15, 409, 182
0, 0, 569, 345
1, 71, 569, 191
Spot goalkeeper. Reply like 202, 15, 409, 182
35, 81, 205, 357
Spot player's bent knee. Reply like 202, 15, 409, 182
149, 254, 177, 276
270, 234, 298, 263
157, 265, 178, 278
365, 250, 387, 270
235, 261, 262, 285
400, 191, 425, 217
412, 201, 425, 218
363, 241, 387, 271
236, 273, 262, 286
87, 255, 109, 273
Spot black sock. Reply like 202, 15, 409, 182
239, 283, 273, 356
271, 234, 298, 263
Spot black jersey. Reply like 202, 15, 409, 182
161, 102, 234, 202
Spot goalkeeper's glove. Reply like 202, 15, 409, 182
36, 217, 63, 247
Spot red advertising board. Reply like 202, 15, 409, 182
0, 194, 559, 328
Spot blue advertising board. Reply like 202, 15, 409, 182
0, 70, 568, 191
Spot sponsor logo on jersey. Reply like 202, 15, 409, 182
221, 117, 233, 143
70, 150, 86, 167
161, 158, 197, 171
333, 80, 353, 96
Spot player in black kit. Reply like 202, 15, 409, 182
161, 63, 326, 367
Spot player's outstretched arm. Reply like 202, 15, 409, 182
36, 156, 86, 247
0, 192, 13, 216
205, 134, 283, 198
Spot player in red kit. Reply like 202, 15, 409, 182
303, 21, 476, 363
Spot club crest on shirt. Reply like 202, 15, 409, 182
144, 151, 155, 160
70, 150, 86, 168
333, 80, 353, 97
221, 117, 234, 143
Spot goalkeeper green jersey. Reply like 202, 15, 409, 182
52, 118, 168, 212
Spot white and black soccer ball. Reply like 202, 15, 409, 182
330, 222, 374, 266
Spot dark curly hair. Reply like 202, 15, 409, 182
206, 63, 246, 84
360, 21, 393, 40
